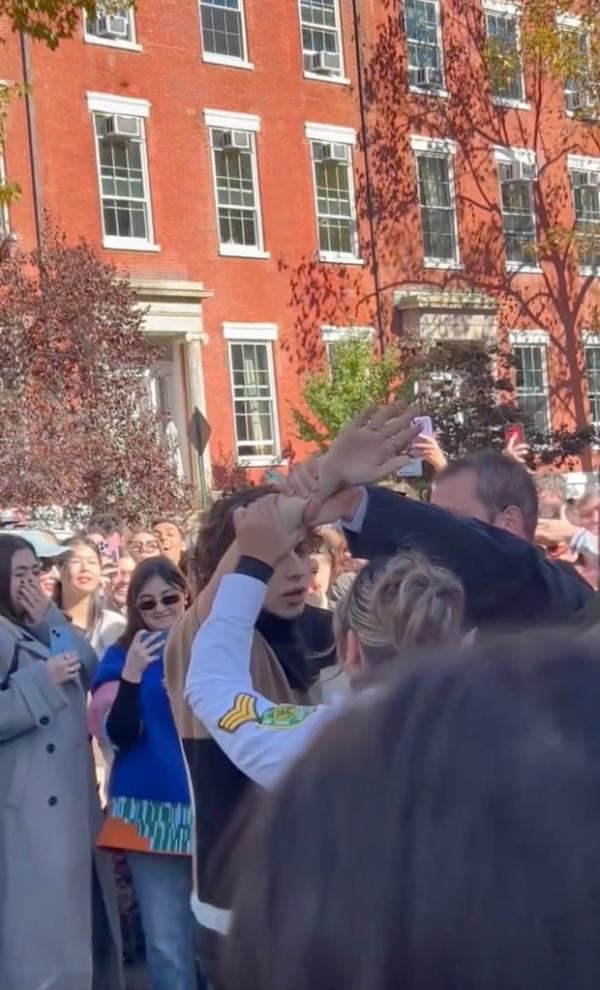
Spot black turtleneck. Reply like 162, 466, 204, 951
236, 556, 337, 692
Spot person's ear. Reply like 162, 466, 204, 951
339, 629, 363, 680
496, 504, 525, 539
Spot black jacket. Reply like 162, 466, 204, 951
346, 487, 592, 629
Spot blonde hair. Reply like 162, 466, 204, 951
333, 551, 465, 667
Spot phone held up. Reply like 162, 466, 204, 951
505, 423, 525, 447
397, 415, 434, 478
49, 626, 75, 658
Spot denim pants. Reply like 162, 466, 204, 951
127, 851, 198, 990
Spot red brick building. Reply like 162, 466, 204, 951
2, 0, 599, 496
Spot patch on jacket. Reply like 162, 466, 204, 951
218, 693, 317, 733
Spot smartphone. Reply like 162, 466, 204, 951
142, 629, 168, 658
505, 423, 524, 446
397, 416, 434, 477
49, 626, 74, 658
105, 534, 121, 565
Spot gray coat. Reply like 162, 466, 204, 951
0, 605, 124, 990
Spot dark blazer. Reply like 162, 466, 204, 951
345, 487, 592, 629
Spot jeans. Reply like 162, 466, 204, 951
127, 852, 198, 990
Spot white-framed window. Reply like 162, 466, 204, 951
557, 14, 595, 116
306, 123, 359, 263
568, 155, 600, 273
0, 150, 10, 237
204, 110, 266, 258
84, 5, 140, 50
493, 147, 538, 269
321, 325, 375, 366
87, 93, 156, 251
585, 341, 600, 425
300, 0, 345, 80
411, 136, 460, 268
509, 331, 550, 434
223, 324, 280, 464
199, 0, 250, 67
404, 0, 445, 93
484, 1, 526, 107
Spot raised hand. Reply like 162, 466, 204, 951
19, 579, 50, 626
234, 494, 304, 568
316, 401, 421, 501
122, 630, 165, 684
409, 433, 448, 473
504, 434, 531, 468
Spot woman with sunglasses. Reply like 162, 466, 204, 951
92, 557, 198, 990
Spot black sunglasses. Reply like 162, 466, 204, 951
136, 591, 183, 612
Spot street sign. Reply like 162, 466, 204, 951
188, 407, 212, 455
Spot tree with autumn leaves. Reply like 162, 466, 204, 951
0, 224, 192, 521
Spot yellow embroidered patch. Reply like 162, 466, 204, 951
218, 693, 259, 733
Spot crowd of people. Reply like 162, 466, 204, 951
0, 401, 599, 990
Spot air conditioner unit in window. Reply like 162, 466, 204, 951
102, 115, 140, 139
413, 65, 443, 88
94, 14, 129, 39
306, 50, 340, 74
314, 143, 349, 163
500, 160, 537, 182
566, 89, 596, 113
220, 130, 251, 150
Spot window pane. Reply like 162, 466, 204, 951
486, 12, 523, 102
95, 114, 150, 242
200, 0, 244, 59
312, 144, 356, 256
211, 130, 259, 247
405, 0, 443, 80
416, 154, 457, 261
572, 172, 600, 268
500, 175, 536, 264
300, 0, 341, 71
514, 345, 548, 433
230, 343, 276, 457
585, 346, 600, 423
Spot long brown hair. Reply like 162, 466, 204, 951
193, 486, 274, 591
0, 534, 38, 626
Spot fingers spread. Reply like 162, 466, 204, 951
369, 400, 409, 431
379, 406, 420, 440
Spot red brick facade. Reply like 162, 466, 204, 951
2, 0, 599, 494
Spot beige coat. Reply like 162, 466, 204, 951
0, 605, 124, 990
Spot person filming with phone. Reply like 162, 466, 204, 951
0, 533, 124, 990
92, 556, 200, 990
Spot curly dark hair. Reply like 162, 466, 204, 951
193, 486, 275, 591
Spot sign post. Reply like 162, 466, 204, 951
188, 407, 212, 508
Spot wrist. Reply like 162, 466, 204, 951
236, 556, 274, 584
339, 488, 363, 522
122, 663, 142, 684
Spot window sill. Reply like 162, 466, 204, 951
423, 259, 463, 270
506, 263, 543, 274
84, 35, 142, 52
219, 245, 270, 259
238, 456, 288, 468
566, 108, 599, 121
408, 84, 449, 99
303, 71, 351, 86
578, 266, 600, 277
491, 96, 530, 111
202, 52, 254, 71
102, 237, 161, 252
318, 252, 365, 266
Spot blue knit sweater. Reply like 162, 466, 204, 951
93, 643, 190, 806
